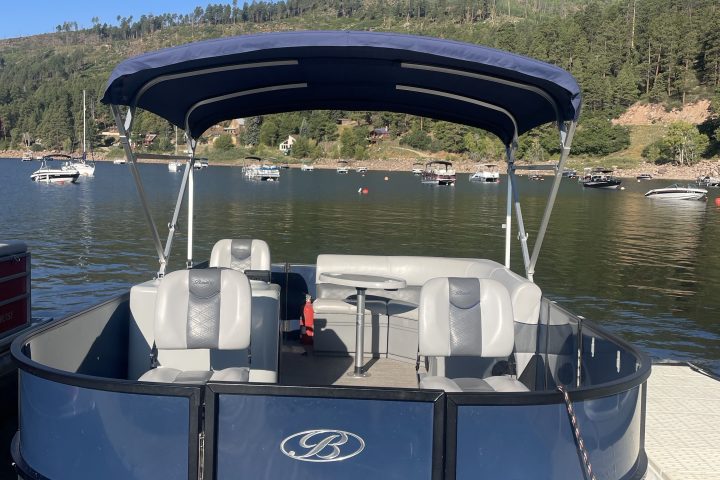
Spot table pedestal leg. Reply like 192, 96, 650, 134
349, 287, 369, 378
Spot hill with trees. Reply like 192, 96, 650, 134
1, 0, 719, 168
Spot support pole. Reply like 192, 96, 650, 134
186, 137, 197, 268
504, 152, 513, 268
528, 121, 578, 278
162, 160, 191, 275
506, 145, 532, 278
111, 105, 167, 275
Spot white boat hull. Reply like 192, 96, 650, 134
645, 187, 707, 201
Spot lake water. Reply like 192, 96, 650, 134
3, 159, 720, 374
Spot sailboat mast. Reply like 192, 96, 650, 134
82, 90, 87, 158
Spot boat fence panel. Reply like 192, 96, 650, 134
447, 387, 645, 480
18, 370, 196, 479
206, 385, 443, 480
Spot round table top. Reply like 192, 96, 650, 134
319, 272, 407, 290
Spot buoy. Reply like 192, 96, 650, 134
620, 187, 626, 190
301, 294, 314, 345
715, 197, 720, 207
384, 176, 389, 181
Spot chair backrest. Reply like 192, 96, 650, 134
154, 268, 252, 350
209, 239, 271, 272
419, 277, 514, 358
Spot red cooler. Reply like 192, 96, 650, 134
0, 241, 30, 338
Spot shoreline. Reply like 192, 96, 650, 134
3, 151, 718, 181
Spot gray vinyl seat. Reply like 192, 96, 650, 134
209, 239, 271, 272
418, 277, 528, 393
139, 268, 252, 384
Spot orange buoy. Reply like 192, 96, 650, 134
362, 187, 369, 194
301, 294, 314, 344
715, 197, 720, 207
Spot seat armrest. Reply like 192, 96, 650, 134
245, 269, 271, 282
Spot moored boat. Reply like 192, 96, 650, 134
469, 163, 500, 183
64, 91, 96, 177
12, 31, 650, 480
20, 152, 32, 162
300, 163, 314, 171
422, 160, 456, 185
581, 167, 622, 189
336, 160, 349, 174
411, 161, 423, 175
645, 184, 708, 201
29, 155, 80, 184
636, 173, 652, 180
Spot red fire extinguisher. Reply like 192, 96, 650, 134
301, 294, 314, 345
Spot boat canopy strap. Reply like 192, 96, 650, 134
101, 31, 581, 145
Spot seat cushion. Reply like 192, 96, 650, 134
139, 368, 213, 384
210, 367, 250, 382
420, 375, 528, 392
140, 367, 250, 384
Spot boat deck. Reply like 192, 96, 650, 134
645, 364, 720, 480
279, 344, 421, 389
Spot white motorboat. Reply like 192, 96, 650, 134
355, 166, 368, 173
168, 161, 182, 172
422, 160, 456, 185
336, 160, 349, 174
300, 163, 314, 171
30, 155, 80, 184
411, 162, 424, 175
112, 158, 126, 165
469, 163, 500, 183
645, 184, 708, 201
21, 152, 32, 162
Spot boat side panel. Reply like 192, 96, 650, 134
26, 295, 129, 378
214, 393, 436, 479
451, 385, 643, 480
18, 371, 191, 480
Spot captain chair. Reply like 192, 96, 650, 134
139, 268, 252, 384
209, 239, 271, 273
418, 277, 528, 392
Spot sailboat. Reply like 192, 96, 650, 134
67, 91, 96, 176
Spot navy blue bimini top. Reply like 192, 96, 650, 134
102, 30, 581, 144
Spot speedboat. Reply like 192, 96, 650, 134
193, 158, 209, 169
112, 158, 126, 165
300, 163, 314, 171
645, 184, 708, 201
581, 167, 622, 189
469, 163, 500, 183
12, 31, 650, 480
29, 155, 80, 184
422, 160, 456, 185
636, 173, 652, 180
336, 160, 349, 174
411, 161, 424, 175
355, 166, 368, 173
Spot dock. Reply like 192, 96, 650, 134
645, 363, 720, 480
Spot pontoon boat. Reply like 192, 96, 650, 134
300, 163, 314, 171
411, 161, 424, 175
336, 160, 349, 174
581, 167, 621, 189
469, 163, 499, 183
422, 160, 456, 185
12, 31, 649, 480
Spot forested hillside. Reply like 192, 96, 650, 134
0, 0, 718, 164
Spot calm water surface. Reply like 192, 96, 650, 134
3, 159, 719, 374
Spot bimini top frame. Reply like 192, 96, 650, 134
101, 30, 581, 280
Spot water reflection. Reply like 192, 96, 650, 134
3, 160, 719, 374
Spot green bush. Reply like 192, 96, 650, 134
213, 134, 235, 151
